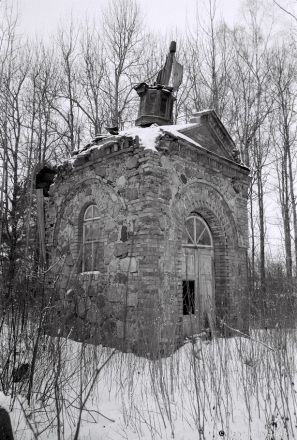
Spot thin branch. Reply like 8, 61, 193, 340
272, 0, 297, 22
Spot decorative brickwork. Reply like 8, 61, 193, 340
44, 111, 250, 357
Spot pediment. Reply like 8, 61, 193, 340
177, 110, 236, 161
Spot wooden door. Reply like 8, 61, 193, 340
198, 249, 215, 335
182, 247, 199, 337
182, 247, 215, 337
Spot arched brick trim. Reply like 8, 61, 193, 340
171, 181, 239, 331
53, 178, 125, 269
54, 178, 122, 242
172, 181, 239, 248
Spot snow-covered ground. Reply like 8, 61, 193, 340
1, 330, 297, 439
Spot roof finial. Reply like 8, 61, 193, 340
156, 41, 183, 91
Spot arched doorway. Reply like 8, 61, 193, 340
182, 213, 215, 338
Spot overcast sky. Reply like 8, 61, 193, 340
17, 0, 292, 254
19, 0, 240, 40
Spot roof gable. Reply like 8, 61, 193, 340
177, 110, 236, 161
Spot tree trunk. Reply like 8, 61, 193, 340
287, 144, 297, 283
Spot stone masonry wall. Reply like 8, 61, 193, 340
157, 136, 250, 335
44, 131, 250, 357
45, 139, 178, 356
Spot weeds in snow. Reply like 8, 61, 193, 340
0, 296, 296, 439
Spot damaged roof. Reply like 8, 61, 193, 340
72, 110, 246, 168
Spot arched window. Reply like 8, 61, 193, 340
82, 204, 100, 272
182, 214, 212, 247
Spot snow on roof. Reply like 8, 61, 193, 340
119, 125, 161, 151
119, 123, 202, 152
192, 109, 215, 115
73, 119, 213, 159
162, 123, 204, 149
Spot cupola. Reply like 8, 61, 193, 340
134, 41, 183, 127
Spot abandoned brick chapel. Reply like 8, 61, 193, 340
38, 42, 250, 356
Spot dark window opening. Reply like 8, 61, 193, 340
139, 96, 145, 114
183, 280, 195, 315
160, 95, 167, 116
148, 92, 156, 114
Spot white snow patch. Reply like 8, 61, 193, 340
163, 123, 205, 149
79, 271, 100, 275
120, 125, 162, 151
120, 123, 200, 151
192, 108, 215, 115
2, 330, 297, 439
0, 392, 10, 412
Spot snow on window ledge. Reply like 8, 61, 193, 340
80, 271, 100, 275
78, 271, 101, 280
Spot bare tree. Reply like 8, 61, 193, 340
269, 43, 297, 289
184, 0, 233, 119
75, 23, 108, 136
0, 1, 19, 261
101, 0, 149, 129
54, 18, 82, 153
226, 1, 274, 299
